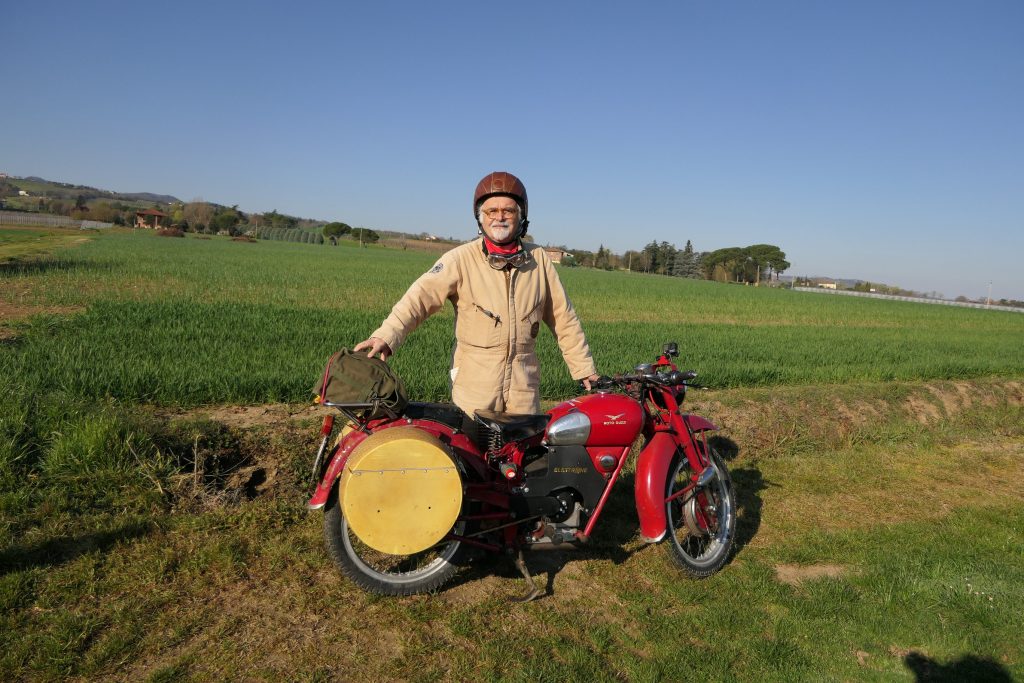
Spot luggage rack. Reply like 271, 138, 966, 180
311, 400, 400, 486
320, 399, 401, 427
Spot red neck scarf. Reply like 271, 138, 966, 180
483, 237, 521, 255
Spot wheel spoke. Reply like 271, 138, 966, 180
323, 486, 467, 594
663, 450, 736, 577
344, 519, 457, 578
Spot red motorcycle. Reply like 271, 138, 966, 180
307, 342, 735, 600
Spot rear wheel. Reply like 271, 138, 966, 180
663, 448, 735, 577
323, 485, 468, 595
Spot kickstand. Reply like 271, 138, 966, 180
511, 550, 542, 603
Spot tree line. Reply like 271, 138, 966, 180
4, 178, 789, 281
560, 240, 789, 284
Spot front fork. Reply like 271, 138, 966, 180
635, 413, 717, 542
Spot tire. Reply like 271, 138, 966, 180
663, 447, 736, 577
323, 484, 468, 595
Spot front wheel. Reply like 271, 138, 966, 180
323, 485, 468, 595
663, 448, 736, 577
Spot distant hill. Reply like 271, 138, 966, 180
117, 192, 181, 204
15, 176, 180, 205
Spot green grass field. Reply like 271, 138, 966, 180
2, 230, 1022, 406
2, 230, 1022, 681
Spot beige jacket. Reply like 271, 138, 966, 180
371, 238, 596, 417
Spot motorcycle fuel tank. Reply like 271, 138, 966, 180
546, 393, 644, 447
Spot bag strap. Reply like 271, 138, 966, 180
317, 349, 344, 400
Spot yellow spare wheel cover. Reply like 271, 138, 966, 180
340, 426, 462, 555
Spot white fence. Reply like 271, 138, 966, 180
0, 210, 112, 229
792, 287, 1024, 314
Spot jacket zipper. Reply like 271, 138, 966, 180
505, 269, 517, 406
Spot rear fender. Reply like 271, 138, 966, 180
634, 432, 678, 543
307, 429, 367, 509
306, 419, 486, 510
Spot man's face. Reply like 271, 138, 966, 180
479, 196, 521, 245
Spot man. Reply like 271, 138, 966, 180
354, 171, 598, 417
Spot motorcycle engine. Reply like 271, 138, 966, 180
510, 445, 607, 538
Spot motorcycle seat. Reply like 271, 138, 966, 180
474, 410, 551, 443
404, 402, 472, 433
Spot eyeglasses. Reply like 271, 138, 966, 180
481, 207, 519, 219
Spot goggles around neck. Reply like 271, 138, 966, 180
487, 250, 530, 270
483, 243, 531, 271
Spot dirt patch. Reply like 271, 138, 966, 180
904, 395, 943, 425
832, 399, 873, 428
161, 403, 333, 430
0, 301, 84, 341
380, 237, 454, 253
0, 301, 83, 322
774, 563, 850, 586
151, 404, 334, 508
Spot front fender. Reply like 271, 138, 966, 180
683, 413, 718, 433
634, 432, 678, 543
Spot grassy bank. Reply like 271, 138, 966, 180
1, 379, 1021, 681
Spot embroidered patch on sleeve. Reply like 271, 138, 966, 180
428, 262, 443, 274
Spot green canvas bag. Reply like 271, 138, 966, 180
313, 348, 408, 419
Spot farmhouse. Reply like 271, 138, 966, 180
135, 208, 167, 229
544, 247, 571, 264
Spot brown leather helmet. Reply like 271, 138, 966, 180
473, 171, 529, 233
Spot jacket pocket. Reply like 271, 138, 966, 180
455, 301, 502, 349
516, 302, 543, 351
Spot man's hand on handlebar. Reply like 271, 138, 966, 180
581, 374, 615, 392
353, 337, 392, 361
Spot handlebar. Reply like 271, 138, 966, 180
584, 369, 703, 392
577, 344, 705, 393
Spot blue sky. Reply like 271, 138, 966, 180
4, 1, 1022, 300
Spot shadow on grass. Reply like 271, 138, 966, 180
904, 651, 1012, 682
0, 257, 89, 276
442, 471, 643, 598
0, 519, 153, 575
711, 435, 770, 554
444, 438, 773, 598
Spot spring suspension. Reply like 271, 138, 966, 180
487, 428, 504, 456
